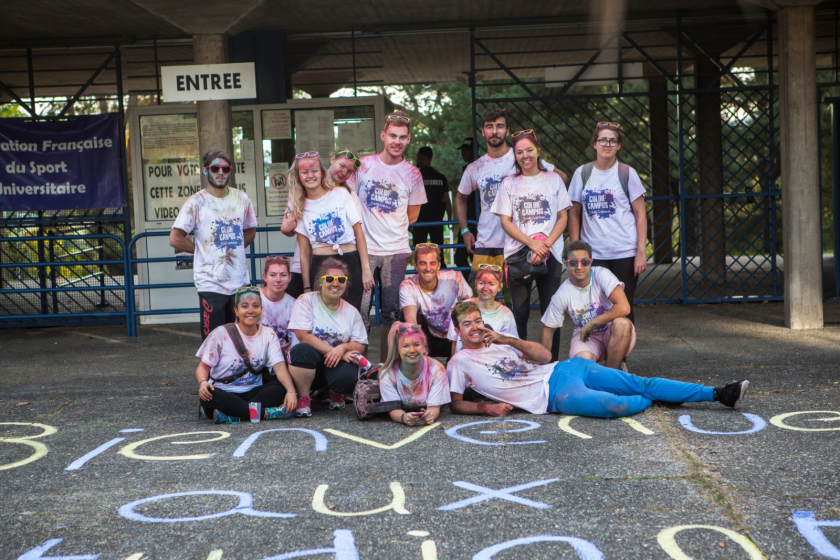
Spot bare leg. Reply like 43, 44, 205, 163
605, 318, 633, 369
288, 366, 316, 396
574, 350, 599, 361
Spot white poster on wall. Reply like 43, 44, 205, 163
262, 110, 292, 140
295, 110, 335, 166
143, 161, 202, 221
140, 114, 198, 160
266, 162, 290, 217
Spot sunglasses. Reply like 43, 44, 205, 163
205, 165, 232, 174
512, 129, 537, 139
266, 255, 290, 263
336, 149, 362, 169
565, 258, 592, 268
386, 114, 411, 123
415, 243, 439, 249
397, 324, 422, 333
295, 151, 319, 159
597, 122, 621, 130
321, 275, 348, 285
478, 264, 502, 271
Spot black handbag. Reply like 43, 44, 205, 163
504, 244, 547, 286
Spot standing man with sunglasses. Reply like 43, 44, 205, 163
171, 149, 258, 340
540, 241, 634, 370
347, 111, 427, 359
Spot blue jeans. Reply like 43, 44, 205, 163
546, 357, 714, 418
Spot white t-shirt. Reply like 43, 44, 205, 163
173, 188, 258, 295
196, 324, 285, 394
294, 188, 362, 253
490, 171, 572, 262
567, 161, 646, 260
379, 357, 451, 408
446, 300, 519, 352
347, 154, 427, 255
399, 270, 473, 338
259, 290, 299, 347
541, 267, 624, 336
458, 150, 554, 249
447, 344, 555, 414
288, 291, 369, 347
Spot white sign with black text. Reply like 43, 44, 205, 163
161, 63, 257, 102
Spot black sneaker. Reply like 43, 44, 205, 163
714, 380, 749, 409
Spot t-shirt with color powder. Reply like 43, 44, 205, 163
446, 299, 519, 352
173, 188, 258, 295
541, 266, 624, 337
294, 188, 362, 253
490, 171, 572, 262
458, 150, 554, 249
288, 291, 369, 347
259, 290, 299, 348
347, 154, 427, 255
379, 357, 451, 408
196, 324, 285, 394
567, 161, 646, 260
447, 344, 555, 414
399, 270, 473, 339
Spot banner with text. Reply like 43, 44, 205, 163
0, 114, 124, 212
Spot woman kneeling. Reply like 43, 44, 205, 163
197, 286, 298, 424
379, 322, 450, 426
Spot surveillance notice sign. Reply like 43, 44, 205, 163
0, 114, 124, 212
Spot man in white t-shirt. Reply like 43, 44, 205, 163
455, 107, 568, 281
170, 149, 258, 340
541, 240, 634, 370
347, 111, 427, 358
399, 244, 473, 358
447, 301, 750, 418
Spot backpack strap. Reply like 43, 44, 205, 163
617, 161, 631, 201
579, 162, 596, 189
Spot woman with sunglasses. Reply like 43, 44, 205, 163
288, 151, 374, 314
490, 130, 571, 360
379, 322, 450, 426
568, 122, 647, 324
260, 255, 298, 358
446, 264, 518, 355
287, 258, 368, 416
196, 286, 298, 424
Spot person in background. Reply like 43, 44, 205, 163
541, 241, 634, 371
348, 111, 427, 359
196, 286, 297, 424
170, 149, 258, 340
399, 243, 473, 358
287, 258, 368, 416
490, 130, 571, 360
447, 301, 750, 418
568, 121, 648, 324
260, 256, 298, 359
453, 137, 477, 279
413, 146, 452, 249
378, 322, 450, 426
446, 264, 517, 354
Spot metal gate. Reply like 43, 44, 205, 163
469, 14, 783, 304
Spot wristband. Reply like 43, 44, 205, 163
460, 228, 470, 236
303, 286, 312, 291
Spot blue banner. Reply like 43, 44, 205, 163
0, 114, 125, 212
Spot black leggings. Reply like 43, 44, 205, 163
202, 379, 288, 420
416, 313, 452, 358
509, 254, 564, 361
289, 342, 360, 395
311, 251, 364, 314
591, 256, 637, 323
286, 272, 304, 299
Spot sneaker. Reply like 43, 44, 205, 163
264, 405, 294, 420
295, 396, 313, 418
213, 410, 240, 425
619, 361, 629, 372
714, 380, 750, 409
329, 390, 346, 410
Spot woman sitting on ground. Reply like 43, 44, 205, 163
260, 255, 298, 358
379, 322, 450, 426
446, 264, 518, 355
287, 258, 369, 416
196, 286, 298, 424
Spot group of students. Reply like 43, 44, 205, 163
172, 109, 750, 425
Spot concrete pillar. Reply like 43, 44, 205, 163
648, 76, 673, 263
778, 5, 824, 329
695, 57, 727, 287
193, 34, 234, 188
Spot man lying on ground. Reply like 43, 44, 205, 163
446, 301, 748, 418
